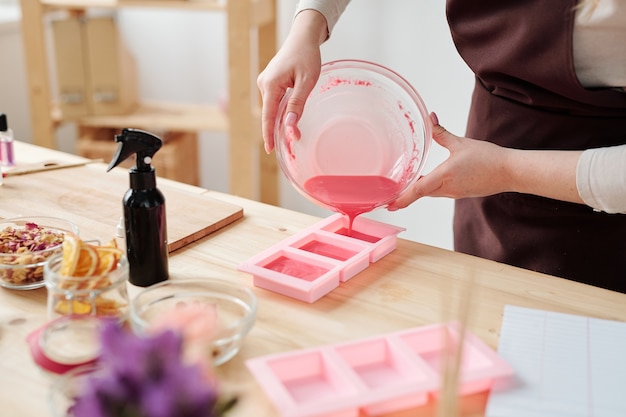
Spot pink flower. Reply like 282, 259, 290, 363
148, 302, 219, 374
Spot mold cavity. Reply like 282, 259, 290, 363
335, 339, 413, 389
399, 327, 492, 373
298, 240, 358, 261
263, 256, 330, 282
267, 351, 354, 404
333, 227, 381, 243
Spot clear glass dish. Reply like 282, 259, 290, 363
0, 216, 79, 290
129, 278, 257, 366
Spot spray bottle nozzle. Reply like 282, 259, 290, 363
107, 128, 163, 172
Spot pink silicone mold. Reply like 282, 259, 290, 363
238, 214, 405, 303
246, 322, 513, 417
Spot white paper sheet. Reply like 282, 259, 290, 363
485, 305, 626, 417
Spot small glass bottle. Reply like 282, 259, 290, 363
0, 113, 15, 168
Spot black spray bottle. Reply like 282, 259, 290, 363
107, 128, 169, 287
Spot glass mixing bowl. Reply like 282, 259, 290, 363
129, 278, 257, 366
275, 59, 432, 218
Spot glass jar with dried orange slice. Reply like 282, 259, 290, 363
44, 236, 130, 322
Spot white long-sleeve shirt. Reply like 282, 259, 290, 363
296, 0, 626, 213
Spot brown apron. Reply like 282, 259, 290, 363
446, 0, 626, 292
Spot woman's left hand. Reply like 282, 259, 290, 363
388, 113, 510, 210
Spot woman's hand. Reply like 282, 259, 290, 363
389, 113, 511, 210
388, 112, 583, 210
257, 10, 328, 153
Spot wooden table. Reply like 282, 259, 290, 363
2, 141, 626, 417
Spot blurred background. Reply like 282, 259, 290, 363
0, 0, 474, 250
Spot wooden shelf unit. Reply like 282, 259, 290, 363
19, 0, 278, 204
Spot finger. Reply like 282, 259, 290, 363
388, 173, 443, 210
284, 75, 317, 126
259, 86, 284, 154
284, 111, 302, 141
429, 112, 458, 151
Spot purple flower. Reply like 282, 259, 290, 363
70, 322, 228, 417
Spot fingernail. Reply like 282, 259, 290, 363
430, 112, 439, 126
285, 112, 297, 126
264, 142, 271, 154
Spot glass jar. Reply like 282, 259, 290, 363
44, 254, 130, 322
27, 315, 104, 376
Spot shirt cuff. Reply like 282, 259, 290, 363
295, 0, 351, 38
576, 144, 626, 214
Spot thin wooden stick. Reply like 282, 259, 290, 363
437, 266, 476, 417
2, 159, 103, 177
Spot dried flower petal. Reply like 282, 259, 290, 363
0, 223, 65, 253
0, 222, 68, 285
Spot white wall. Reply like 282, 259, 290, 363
0, 1, 475, 250
0, 5, 31, 143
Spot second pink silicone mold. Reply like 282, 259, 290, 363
247, 322, 513, 417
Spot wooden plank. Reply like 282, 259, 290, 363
83, 15, 139, 115
0, 163, 243, 253
227, 0, 255, 199
19, 0, 57, 148
77, 101, 228, 131
76, 128, 200, 185
251, 0, 273, 27
257, 0, 278, 205
42, 0, 226, 11
2, 159, 102, 176
51, 15, 89, 118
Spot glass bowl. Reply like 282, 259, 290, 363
275, 59, 432, 218
0, 216, 79, 290
129, 278, 257, 366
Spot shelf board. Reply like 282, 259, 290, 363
39, 0, 274, 25
59, 101, 229, 132
41, 0, 226, 11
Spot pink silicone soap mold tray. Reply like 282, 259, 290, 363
238, 214, 405, 303
247, 322, 513, 417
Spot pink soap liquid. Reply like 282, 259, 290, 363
303, 175, 402, 234
334, 228, 380, 243
264, 256, 330, 282
299, 240, 357, 261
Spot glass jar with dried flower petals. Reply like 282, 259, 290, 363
0, 216, 79, 290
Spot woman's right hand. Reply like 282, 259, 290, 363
257, 10, 328, 153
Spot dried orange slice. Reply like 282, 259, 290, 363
73, 243, 100, 277
102, 238, 119, 249
59, 235, 123, 278
55, 299, 92, 315
94, 246, 123, 275
59, 234, 81, 276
